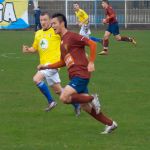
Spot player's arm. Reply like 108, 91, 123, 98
103, 8, 116, 23
23, 32, 39, 53
37, 59, 66, 70
22, 45, 37, 53
85, 39, 97, 72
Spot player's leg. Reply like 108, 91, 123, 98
112, 22, 136, 45
60, 85, 93, 104
115, 34, 136, 45
60, 77, 100, 114
80, 95, 117, 134
98, 30, 111, 55
60, 77, 93, 104
47, 71, 81, 115
33, 70, 56, 111
79, 24, 91, 38
90, 36, 103, 44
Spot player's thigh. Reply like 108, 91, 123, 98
51, 83, 62, 95
60, 85, 77, 103
33, 71, 45, 84
104, 31, 111, 39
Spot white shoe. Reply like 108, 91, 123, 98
91, 94, 101, 114
101, 121, 118, 134
45, 101, 57, 112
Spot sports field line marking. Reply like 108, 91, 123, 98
1, 53, 21, 59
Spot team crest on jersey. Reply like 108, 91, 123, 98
40, 39, 48, 50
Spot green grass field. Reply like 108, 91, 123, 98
0, 30, 150, 150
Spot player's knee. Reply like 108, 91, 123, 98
60, 95, 70, 104
104, 36, 109, 40
54, 90, 61, 95
33, 76, 41, 84
115, 36, 121, 41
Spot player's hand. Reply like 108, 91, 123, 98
88, 62, 95, 72
22, 45, 29, 53
37, 64, 47, 70
102, 19, 107, 24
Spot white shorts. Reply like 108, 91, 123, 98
79, 24, 91, 38
39, 69, 61, 86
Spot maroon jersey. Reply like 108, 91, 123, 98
61, 31, 91, 79
105, 5, 117, 24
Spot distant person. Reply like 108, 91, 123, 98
99, 0, 136, 55
34, 6, 42, 31
73, 3, 103, 44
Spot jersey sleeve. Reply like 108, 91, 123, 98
72, 33, 89, 47
32, 32, 38, 50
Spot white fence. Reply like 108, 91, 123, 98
29, 0, 150, 28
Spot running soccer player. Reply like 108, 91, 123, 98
22, 12, 80, 116
38, 13, 117, 134
99, 0, 136, 55
73, 3, 102, 43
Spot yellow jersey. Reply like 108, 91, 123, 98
75, 9, 89, 25
32, 28, 61, 65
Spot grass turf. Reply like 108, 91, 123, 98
0, 30, 150, 150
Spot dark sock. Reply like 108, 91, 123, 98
121, 36, 132, 42
71, 94, 93, 104
88, 108, 113, 126
103, 39, 109, 51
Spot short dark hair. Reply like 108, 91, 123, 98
52, 13, 67, 28
102, 0, 109, 4
40, 12, 50, 17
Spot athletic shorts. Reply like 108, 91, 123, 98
39, 69, 61, 86
68, 77, 89, 94
107, 22, 120, 36
79, 24, 91, 38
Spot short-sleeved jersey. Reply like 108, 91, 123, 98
61, 31, 91, 79
75, 9, 89, 24
32, 28, 61, 65
105, 5, 117, 24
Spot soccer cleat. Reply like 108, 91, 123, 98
45, 101, 57, 112
130, 37, 136, 46
98, 50, 108, 55
91, 94, 101, 114
101, 121, 118, 134
74, 105, 81, 117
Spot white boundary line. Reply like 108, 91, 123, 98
1, 53, 21, 59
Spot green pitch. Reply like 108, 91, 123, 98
0, 30, 149, 150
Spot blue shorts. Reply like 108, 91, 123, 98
68, 77, 89, 94
107, 22, 120, 36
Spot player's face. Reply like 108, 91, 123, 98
73, 4, 79, 11
51, 18, 62, 34
101, 2, 107, 9
40, 15, 50, 30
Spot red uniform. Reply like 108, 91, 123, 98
105, 5, 117, 24
61, 31, 91, 79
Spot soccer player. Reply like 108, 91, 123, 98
99, 0, 136, 55
73, 3, 102, 43
22, 12, 80, 115
37, 13, 117, 134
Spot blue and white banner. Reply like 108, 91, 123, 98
0, 0, 29, 29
